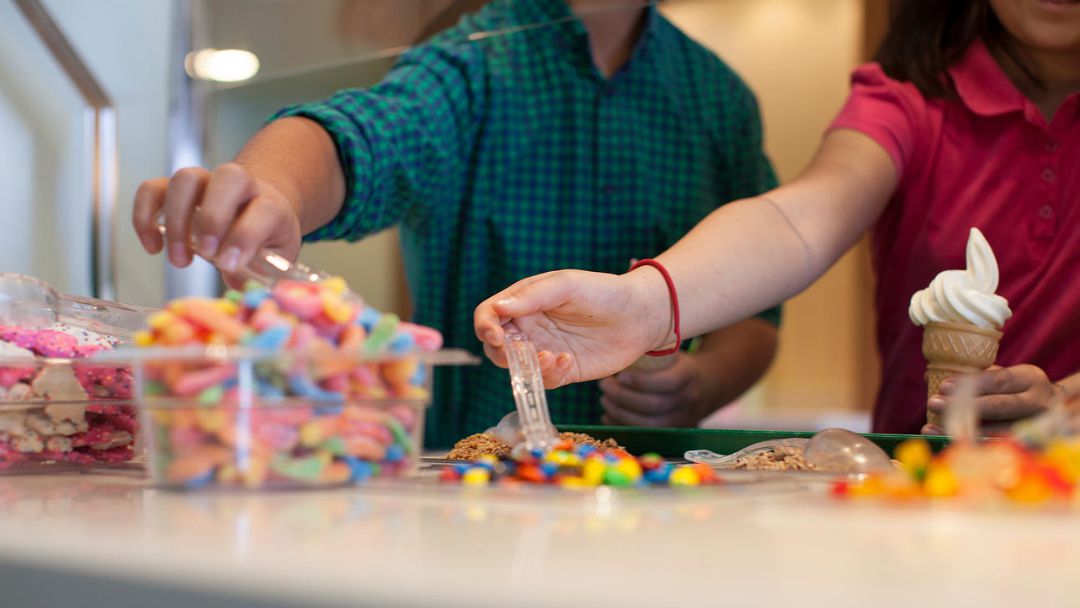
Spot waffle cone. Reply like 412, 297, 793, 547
920, 321, 1002, 426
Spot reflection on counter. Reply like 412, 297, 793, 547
0, 473, 144, 526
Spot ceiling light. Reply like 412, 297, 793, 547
185, 48, 260, 83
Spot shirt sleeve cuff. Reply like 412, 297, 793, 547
269, 103, 375, 243
826, 122, 906, 180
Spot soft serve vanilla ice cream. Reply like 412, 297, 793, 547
909, 228, 1012, 330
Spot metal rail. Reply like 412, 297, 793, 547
164, 0, 220, 299
14, 0, 118, 301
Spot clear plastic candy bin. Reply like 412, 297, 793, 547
117, 346, 472, 489
0, 274, 152, 471
0, 359, 139, 470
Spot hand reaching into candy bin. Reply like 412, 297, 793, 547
132, 121, 338, 287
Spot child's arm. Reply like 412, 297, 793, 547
475, 128, 899, 388
657, 128, 898, 341
132, 117, 342, 277
597, 79, 781, 427
133, 40, 488, 280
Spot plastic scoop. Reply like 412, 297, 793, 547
156, 225, 362, 303
684, 437, 809, 468
487, 410, 525, 446
801, 428, 893, 473
685, 428, 893, 474
502, 329, 559, 452
0, 273, 153, 339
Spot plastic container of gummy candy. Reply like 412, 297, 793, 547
106, 278, 474, 490
0, 273, 154, 471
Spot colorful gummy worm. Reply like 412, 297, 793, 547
834, 437, 1080, 507
136, 277, 441, 355
135, 278, 444, 489
440, 439, 722, 488
136, 278, 443, 402
150, 402, 421, 488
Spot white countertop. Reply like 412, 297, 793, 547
0, 469, 1078, 608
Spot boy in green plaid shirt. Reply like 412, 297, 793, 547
134, 0, 780, 447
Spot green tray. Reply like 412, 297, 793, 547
559, 425, 951, 459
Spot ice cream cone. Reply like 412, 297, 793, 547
921, 321, 1002, 426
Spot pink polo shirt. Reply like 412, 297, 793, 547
829, 40, 1080, 434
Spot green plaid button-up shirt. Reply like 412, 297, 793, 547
274, 0, 779, 447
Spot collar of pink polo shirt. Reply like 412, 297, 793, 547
950, 40, 1080, 126
949, 41, 1028, 117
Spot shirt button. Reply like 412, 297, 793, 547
1046, 141, 1059, 153
1042, 168, 1056, 183
1039, 205, 1054, 220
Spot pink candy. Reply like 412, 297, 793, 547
0, 327, 77, 358
272, 284, 324, 320
400, 322, 443, 351
171, 364, 236, 397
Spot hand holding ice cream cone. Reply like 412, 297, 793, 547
909, 228, 1012, 428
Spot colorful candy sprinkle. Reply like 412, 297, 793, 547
441, 439, 722, 489
842, 437, 1080, 507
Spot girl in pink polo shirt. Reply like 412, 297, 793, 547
475, 0, 1080, 434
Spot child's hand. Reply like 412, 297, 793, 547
132, 163, 302, 287
474, 268, 672, 388
599, 352, 713, 427
923, 364, 1065, 434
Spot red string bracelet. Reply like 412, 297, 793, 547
628, 258, 681, 357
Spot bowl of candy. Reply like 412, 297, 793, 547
111, 279, 473, 490
0, 274, 152, 471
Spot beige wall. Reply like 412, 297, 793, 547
662, 0, 879, 415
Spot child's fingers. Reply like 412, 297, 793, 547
972, 393, 1046, 421
600, 396, 667, 427
940, 365, 1043, 397
132, 177, 169, 254
162, 167, 211, 267
473, 304, 507, 347
216, 194, 294, 273
192, 163, 259, 258
488, 271, 577, 319
540, 352, 574, 389
483, 342, 508, 369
